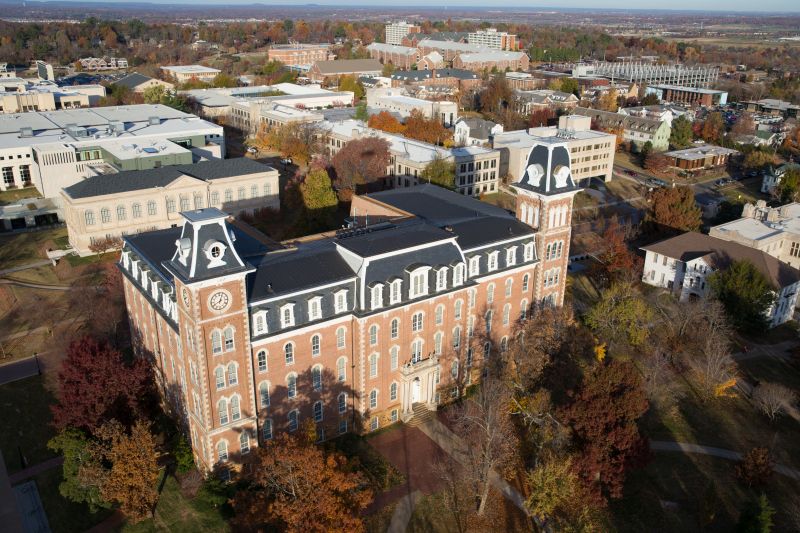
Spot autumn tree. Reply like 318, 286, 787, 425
644, 151, 671, 173
93, 420, 160, 523
332, 137, 390, 194
709, 260, 775, 334
299, 165, 338, 231
212, 72, 238, 88
141, 84, 166, 104
596, 89, 619, 112
592, 216, 641, 285
752, 383, 797, 421
731, 111, 756, 137
775, 168, 800, 203
585, 282, 653, 348
735, 448, 774, 488
367, 110, 405, 134
640, 92, 660, 106
338, 74, 364, 100
701, 112, 725, 143
420, 155, 456, 190
559, 359, 649, 505
404, 109, 453, 145
52, 336, 155, 432
669, 115, 694, 149
743, 149, 775, 171
232, 432, 372, 533
448, 376, 518, 516
252, 122, 322, 166
645, 185, 702, 234
478, 75, 514, 116
47, 428, 109, 512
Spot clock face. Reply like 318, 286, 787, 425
209, 291, 230, 311
182, 288, 190, 308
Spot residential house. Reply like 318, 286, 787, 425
572, 107, 671, 151
761, 163, 800, 195
454, 117, 503, 146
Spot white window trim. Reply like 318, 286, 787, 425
371, 284, 384, 310
487, 251, 500, 272
436, 267, 448, 291
506, 246, 517, 266
252, 310, 268, 335
280, 303, 295, 328
307, 296, 322, 321
409, 266, 431, 299
333, 289, 348, 313
389, 279, 402, 304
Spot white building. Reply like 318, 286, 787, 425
641, 231, 800, 328
761, 163, 800, 195
161, 65, 221, 83
466, 28, 518, 51
366, 88, 458, 126
0, 104, 224, 198
0, 81, 106, 114
385, 21, 421, 45
454, 117, 503, 146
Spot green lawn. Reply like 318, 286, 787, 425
0, 187, 40, 206
36, 467, 112, 533
122, 473, 229, 533
0, 375, 58, 473
0, 227, 66, 270
481, 191, 516, 211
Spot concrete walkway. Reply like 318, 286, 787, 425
732, 340, 797, 361
8, 457, 64, 485
651, 440, 800, 481
0, 278, 70, 291
0, 260, 52, 277
0, 357, 41, 386
386, 490, 422, 533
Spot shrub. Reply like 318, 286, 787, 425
735, 447, 773, 487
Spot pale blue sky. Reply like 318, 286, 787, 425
48, 0, 800, 12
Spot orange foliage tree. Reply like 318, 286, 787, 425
367, 110, 405, 134
403, 109, 453, 146
232, 431, 373, 533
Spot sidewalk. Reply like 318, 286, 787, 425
0, 260, 52, 277
8, 457, 64, 485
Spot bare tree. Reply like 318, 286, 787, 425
641, 348, 684, 412
448, 376, 517, 516
752, 382, 798, 421
691, 332, 738, 399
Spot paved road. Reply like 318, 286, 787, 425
0, 357, 41, 386
0, 260, 52, 277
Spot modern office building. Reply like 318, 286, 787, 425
0, 104, 224, 197
118, 141, 579, 474
366, 88, 458, 126
645, 84, 728, 107
0, 81, 106, 114
385, 21, 422, 45
161, 65, 221, 83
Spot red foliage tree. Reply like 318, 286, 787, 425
593, 217, 642, 284
332, 137, 391, 194
403, 109, 453, 145
529, 108, 556, 127
52, 336, 155, 432
559, 360, 650, 505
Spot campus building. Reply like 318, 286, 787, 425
0, 82, 106, 114
645, 84, 728, 107
118, 143, 580, 474
663, 145, 739, 173
366, 43, 420, 70
366, 88, 459, 126
267, 44, 334, 67
307, 59, 382, 84
61, 158, 279, 255
161, 65, 221, 83
467, 29, 518, 51
385, 21, 422, 45
572, 107, 671, 151
0, 104, 224, 197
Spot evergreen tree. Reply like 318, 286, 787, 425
669, 115, 694, 149
709, 260, 775, 334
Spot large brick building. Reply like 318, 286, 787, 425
118, 145, 578, 475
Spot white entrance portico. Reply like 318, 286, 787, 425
400, 353, 440, 421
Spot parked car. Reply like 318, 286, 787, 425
281, 158, 293, 166
715, 178, 734, 187
246, 146, 258, 154
645, 178, 668, 188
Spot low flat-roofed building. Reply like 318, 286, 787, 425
0, 82, 106, 114
267, 43, 334, 67
366, 43, 420, 70
115, 73, 175, 94
645, 84, 728, 107
493, 115, 616, 183
308, 59, 382, 83
161, 65, 221, 83
744, 98, 800, 119
366, 88, 458, 126
663, 145, 739, 172
0, 104, 224, 197
61, 158, 279, 255
322, 119, 500, 196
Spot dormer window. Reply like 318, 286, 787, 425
370, 284, 384, 310
203, 239, 227, 268
334, 289, 348, 313
453, 263, 465, 286
523, 242, 534, 262
469, 256, 480, 277
487, 251, 499, 272
389, 279, 402, 304
175, 237, 191, 266
436, 268, 448, 291
252, 310, 268, 335
280, 303, 295, 329
308, 296, 322, 321
408, 267, 430, 299
506, 247, 517, 267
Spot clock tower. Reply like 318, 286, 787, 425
164, 209, 257, 475
511, 140, 580, 307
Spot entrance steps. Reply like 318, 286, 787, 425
406, 403, 434, 427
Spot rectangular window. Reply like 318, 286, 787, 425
263, 420, 273, 440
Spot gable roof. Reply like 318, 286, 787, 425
115, 73, 157, 90
572, 107, 666, 134
641, 231, 800, 288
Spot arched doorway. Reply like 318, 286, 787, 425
411, 377, 421, 404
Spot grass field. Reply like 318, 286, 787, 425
0, 227, 66, 270
0, 375, 58, 474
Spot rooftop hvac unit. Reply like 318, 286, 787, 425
19, 127, 33, 137
109, 120, 124, 134
148, 116, 161, 126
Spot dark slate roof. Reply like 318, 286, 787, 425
335, 221, 453, 257
115, 73, 156, 89
125, 226, 183, 283
641, 232, 800, 288
63, 158, 275, 199
248, 241, 356, 301
448, 217, 533, 250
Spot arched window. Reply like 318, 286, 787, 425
435, 304, 444, 325
240, 431, 250, 455
454, 263, 465, 286
336, 327, 346, 349
451, 359, 459, 380
312, 365, 322, 391
522, 273, 530, 292
211, 331, 222, 354
369, 324, 378, 346
132, 203, 142, 218
390, 346, 399, 370
505, 278, 513, 297
485, 309, 493, 333
215, 367, 224, 390
313, 400, 323, 422
487, 283, 495, 304
520, 299, 529, 321
223, 327, 234, 351
257, 350, 267, 372
483, 341, 491, 359
390, 382, 398, 401
452, 326, 461, 350
259, 381, 270, 407
338, 392, 347, 413
218, 399, 228, 425
411, 339, 423, 362
434, 331, 443, 355
84, 210, 95, 226
217, 440, 228, 462
337, 357, 346, 382
287, 373, 297, 399
500, 336, 508, 352
455, 300, 463, 320
311, 334, 321, 356
116, 205, 126, 221
390, 318, 399, 339
230, 395, 241, 421
369, 353, 379, 378
412, 312, 423, 332
227, 362, 238, 386
284, 343, 294, 365
288, 410, 298, 432
369, 389, 378, 409
100, 207, 111, 223
503, 304, 511, 326
263, 419, 273, 440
